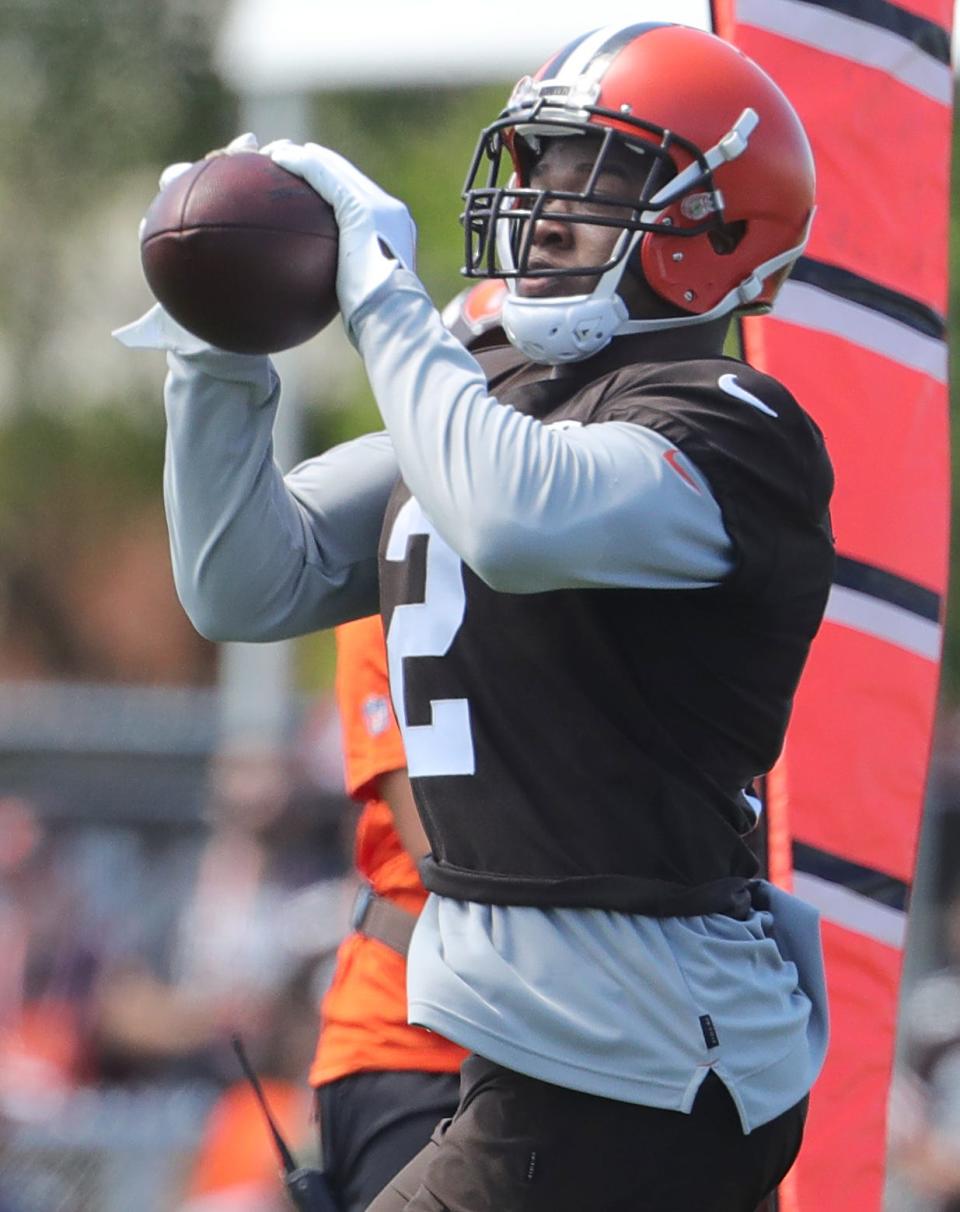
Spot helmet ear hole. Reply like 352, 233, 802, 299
709, 220, 747, 256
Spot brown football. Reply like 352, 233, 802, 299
140, 152, 339, 355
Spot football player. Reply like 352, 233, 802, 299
118, 23, 833, 1212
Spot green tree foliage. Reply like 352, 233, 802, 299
0, 0, 236, 409
0, 1, 237, 678
0, 2, 232, 181
0, 404, 171, 675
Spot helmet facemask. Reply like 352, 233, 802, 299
462, 104, 723, 290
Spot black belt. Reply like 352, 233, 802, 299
351, 883, 418, 957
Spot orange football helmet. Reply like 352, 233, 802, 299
461, 23, 815, 362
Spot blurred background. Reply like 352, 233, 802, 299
0, 1, 957, 1209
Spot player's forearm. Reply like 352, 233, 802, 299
353, 273, 731, 592
163, 352, 386, 640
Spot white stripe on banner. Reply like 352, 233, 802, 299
825, 585, 942, 661
793, 871, 907, 948
773, 280, 948, 384
736, 0, 953, 105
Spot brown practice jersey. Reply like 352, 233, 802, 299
378, 336, 834, 916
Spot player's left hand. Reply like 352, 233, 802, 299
116, 134, 265, 356
142, 132, 261, 237
263, 140, 417, 326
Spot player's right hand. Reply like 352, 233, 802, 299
262, 140, 418, 327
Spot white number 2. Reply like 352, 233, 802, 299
384, 498, 475, 777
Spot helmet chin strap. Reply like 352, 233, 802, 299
500, 227, 637, 365
501, 283, 630, 365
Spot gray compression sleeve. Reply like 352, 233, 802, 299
162, 349, 394, 641
350, 271, 732, 593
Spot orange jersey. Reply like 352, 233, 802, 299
309, 615, 466, 1086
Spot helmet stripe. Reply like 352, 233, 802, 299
594, 21, 673, 59
547, 25, 630, 82
545, 21, 675, 85
576, 22, 676, 83
536, 28, 599, 81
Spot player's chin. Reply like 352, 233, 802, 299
517, 274, 599, 299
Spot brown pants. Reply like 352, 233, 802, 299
366, 1057, 806, 1212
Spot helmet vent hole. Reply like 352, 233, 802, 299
709, 220, 747, 256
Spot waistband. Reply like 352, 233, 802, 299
420, 857, 754, 919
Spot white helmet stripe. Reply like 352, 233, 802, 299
549, 25, 631, 82
546, 22, 674, 84
536, 27, 599, 81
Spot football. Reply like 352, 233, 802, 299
140, 152, 339, 355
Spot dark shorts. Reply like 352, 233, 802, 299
366, 1056, 807, 1212
315, 1069, 461, 1212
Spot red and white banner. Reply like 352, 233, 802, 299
712, 2, 953, 1208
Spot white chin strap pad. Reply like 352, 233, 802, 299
501, 292, 630, 364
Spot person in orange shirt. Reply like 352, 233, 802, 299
310, 614, 466, 1212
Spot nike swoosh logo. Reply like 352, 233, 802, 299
663, 448, 702, 493
718, 373, 779, 418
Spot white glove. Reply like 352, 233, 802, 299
112, 302, 215, 355
264, 140, 417, 326
118, 134, 264, 355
